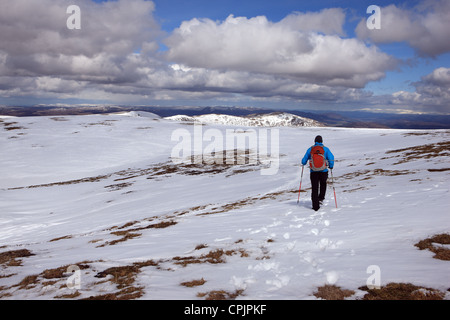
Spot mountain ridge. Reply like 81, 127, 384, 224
1, 105, 450, 129
164, 112, 324, 127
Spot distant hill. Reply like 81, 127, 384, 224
1, 105, 449, 129
164, 112, 324, 127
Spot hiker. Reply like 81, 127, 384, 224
301, 135, 335, 211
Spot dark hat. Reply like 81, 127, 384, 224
314, 135, 323, 143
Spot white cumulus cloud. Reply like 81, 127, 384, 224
165, 12, 397, 88
356, 0, 450, 57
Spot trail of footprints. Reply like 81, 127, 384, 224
238, 200, 343, 292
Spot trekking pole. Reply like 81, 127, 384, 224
330, 169, 338, 208
297, 165, 304, 204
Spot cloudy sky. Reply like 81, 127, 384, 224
0, 0, 449, 114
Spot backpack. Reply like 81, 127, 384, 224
310, 145, 328, 171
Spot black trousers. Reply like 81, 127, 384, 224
310, 171, 328, 210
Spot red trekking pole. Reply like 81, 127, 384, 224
297, 165, 304, 204
330, 169, 338, 208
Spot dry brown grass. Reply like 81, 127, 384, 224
99, 187, 294, 247
180, 278, 206, 287
1, 121, 26, 131
41, 263, 90, 279
8, 174, 111, 190
415, 233, 450, 261
16, 275, 39, 290
84, 259, 161, 299
0, 249, 34, 267
8, 147, 274, 192
106, 232, 142, 246
197, 289, 244, 300
95, 265, 140, 289
198, 189, 297, 217
195, 244, 208, 250
172, 248, 249, 267
313, 285, 355, 300
55, 290, 81, 299
63, 259, 157, 300
55, 290, 82, 299
50, 117, 68, 121
4, 126, 25, 131
372, 168, 416, 176
105, 182, 133, 191
49, 235, 73, 242
313, 282, 446, 300
428, 168, 450, 172
88, 261, 159, 300
84, 286, 144, 300
359, 283, 445, 300
339, 168, 416, 184
385, 141, 450, 164
0, 261, 93, 297
99, 219, 178, 247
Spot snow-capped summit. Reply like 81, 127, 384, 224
115, 111, 161, 119
165, 112, 324, 127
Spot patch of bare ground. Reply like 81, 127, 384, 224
337, 170, 371, 182
428, 168, 450, 172
89, 250, 251, 300
83, 286, 144, 300
101, 232, 142, 247
342, 186, 367, 193
8, 174, 111, 190
105, 182, 133, 191
372, 168, 416, 176
172, 248, 249, 267
99, 220, 177, 247
83, 121, 115, 127
180, 278, 206, 287
0, 261, 92, 298
130, 150, 260, 180
43, 245, 249, 299
385, 141, 450, 164
195, 244, 208, 250
1, 241, 251, 299
80, 260, 159, 300
2, 121, 26, 131
359, 283, 445, 300
415, 233, 450, 261
197, 289, 244, 300
0, 249, 34, 267
55, 290, 81, 299
401, 131, 450, 137
95, 265, 141, 289
97, 188, 295, 248
40, 263, 90, 280
338, 168, 416, 182
313, 285, 355, 300
50, 117, 68, 121
49, 235, 73, 242
7, 152, 262, 190
197, 188, 298, 217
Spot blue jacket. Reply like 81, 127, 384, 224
301, 143, 334, 172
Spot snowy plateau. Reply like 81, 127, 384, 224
0, 111, 448, 300
165, 112, 324, 128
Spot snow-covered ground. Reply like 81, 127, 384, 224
0, 112, 448, 300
